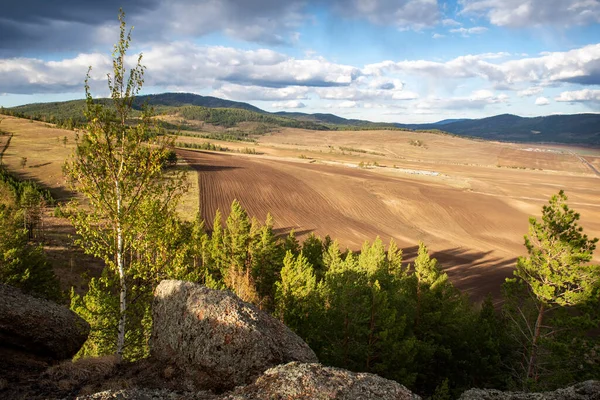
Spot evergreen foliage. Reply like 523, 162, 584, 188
0, 174, 60, 300
503, 190, 600, 390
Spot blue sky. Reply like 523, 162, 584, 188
1, 0, 600, 123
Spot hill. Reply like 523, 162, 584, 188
274, 111, 398, 128
3, 93, 600, 144
400, 113, 600, 145
3, 93, 264, 123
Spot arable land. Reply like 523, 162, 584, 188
2, 115, 599, 300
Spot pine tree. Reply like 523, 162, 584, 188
250, 213, 282, 309
283, 229, 300, 256
0, 204, 60, 301
302, 233, 325, 280
504, 190, 599, 389
275, 251, 318, 339
222, 200, 257, 303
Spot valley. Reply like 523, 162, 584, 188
2, 114, 599, 300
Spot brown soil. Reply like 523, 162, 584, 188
178, 128, 600, 302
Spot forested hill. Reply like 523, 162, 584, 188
0, 93, 398, 131
2, 93, 600, 144
400, 113, 600, 145
2, 93, 264, 123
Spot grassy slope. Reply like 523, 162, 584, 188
0, 116, 199, 293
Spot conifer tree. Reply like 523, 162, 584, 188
504, 190, 599, 388
0, 204, 60, 300
210, 209, 226, 277
223, 200, 257, 303
250, 213, 282, 309
275, 251, 318, 339
283, 229, 301, 256
302, 233, 325, 280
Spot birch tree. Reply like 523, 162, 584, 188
64, 10, 185, 359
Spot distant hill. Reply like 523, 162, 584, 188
274, 111, 397, 128
3, 93, 600, 144
431, 118, 471, 126
4, 93, 264, 123
399, 113, 600, 145
135, 93, 264, 113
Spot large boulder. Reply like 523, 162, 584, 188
0, 283, 89, 360
225, 362, 421, 400
150, 280, 318, 391
459, 380, 600, 400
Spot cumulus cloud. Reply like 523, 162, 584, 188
213, 84, 310, 101
0, 0, 445, 56
460, 0, 600, 27
555, 89, 600, 103
432, 33, 446, 39
0, 0, 310, 54
0, 43, 362, 95
363, 44, 600, 88
535, 97, 550, 105
441, 18, 461, 26
415, 90, 509, 110
332, 0, 440, 30
141, 43, 360, 89
449, 26, 488, 36
518, 87, 543, 97
271, 100, 306, 109
0, 54, 111, 94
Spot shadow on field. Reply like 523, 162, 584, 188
273, 226, 314, 239
191, 164, 240, 173
9, 168, 74, 202
402, 245, 517, 303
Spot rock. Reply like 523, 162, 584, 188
0, 283, 89, 361
225, 362, 421, 400
76, 388, 216, 400
150, 280, 318, 391
76, 363, 421, 400
459, 380, 600, 400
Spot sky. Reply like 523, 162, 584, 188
1, 0, 600, 123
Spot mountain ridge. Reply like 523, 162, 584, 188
3, 93, 600, 145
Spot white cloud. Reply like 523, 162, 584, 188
392, 91, 419, 100
271, 100, 306, 109
449, 26, 488, 36
332, 0, 440, 30
432, 33, 446, 39
141, 43, 360, 89
363, 44, 600, 88
0, 54, 111, 94
213, 84, 310, 101
518, 86, 543, 97
460, 0, 600, 27
339, 100, 360, 108
555, 89, 600, 103
441, 18, 461, 26
535, 96, 550, 105
415, 90, 509, 110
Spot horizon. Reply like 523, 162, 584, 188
5, 91, 600, 126
1, 1, 600, 123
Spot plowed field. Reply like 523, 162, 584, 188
179, 137, 600, 301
